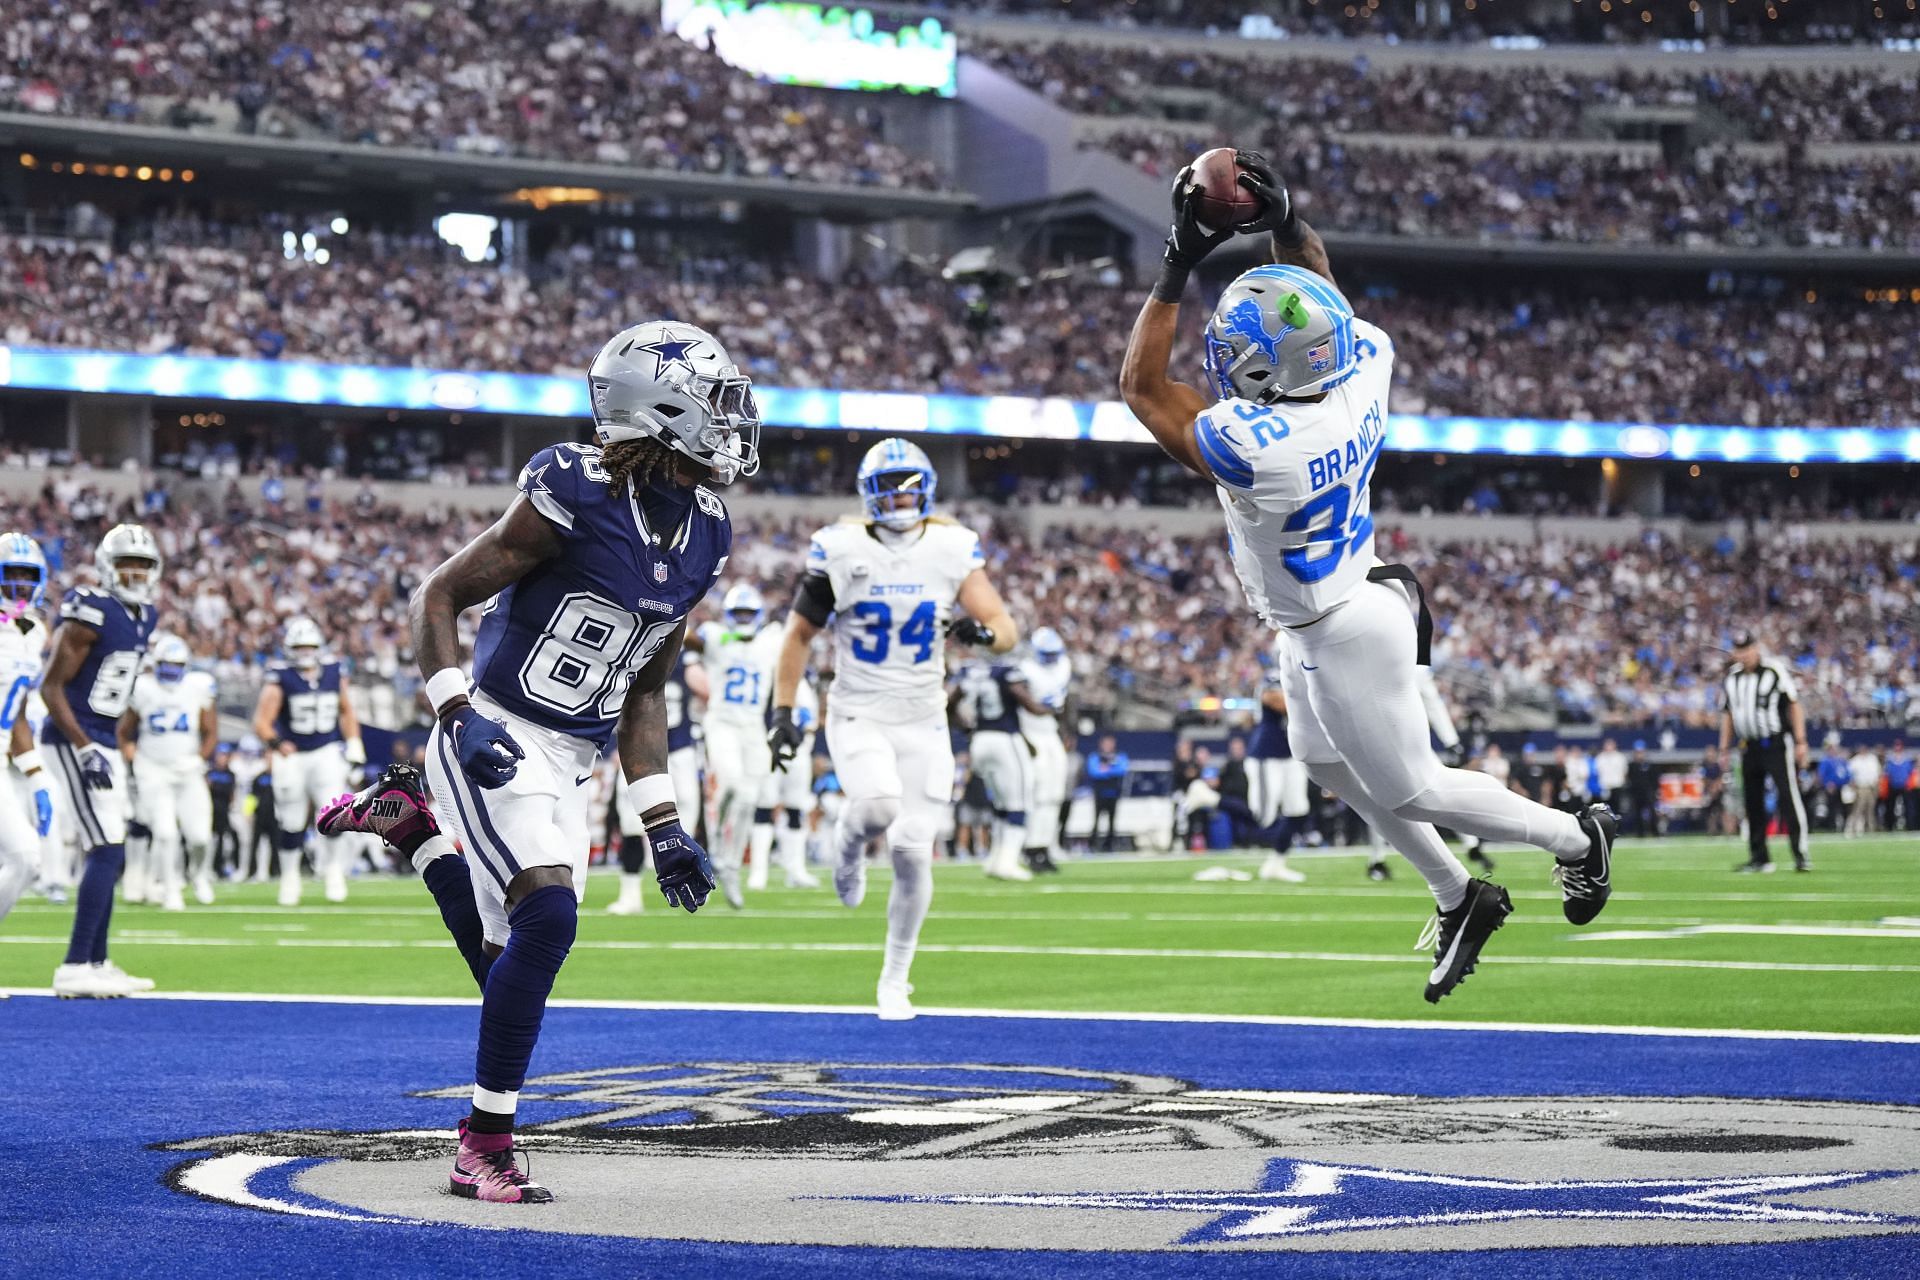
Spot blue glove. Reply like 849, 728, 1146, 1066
31, 785, 52, 837
445, 705, 524, 790
77, 745, 115, 791
649, 817, 715, 913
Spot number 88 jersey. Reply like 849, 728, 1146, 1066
805, 516, 983, 725
472, 443, 731, 749
43, 586, 154, 748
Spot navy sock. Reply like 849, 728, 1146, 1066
617, 834, 648, 875
66, 844, 126, 966
474, 884, 577, 1106
421, 854, 493, 991
1262, 816, 1299, 854
753, 807, 774, 825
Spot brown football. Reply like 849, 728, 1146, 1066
1189, 146, 1260, 231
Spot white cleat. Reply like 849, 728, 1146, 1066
192, 874, 215, 906
876, 978, 916, 1021
606, 891, 644, 916
834, 860, 867, 909
718, 868, 745, 910
1258, 855, 1306, 883
53, 962, 128, 999
746, 865, 771, 893
98, 960, 155, 992
784, 870, 822, 890
324, 868, 349, 903
278, 878, 301, 907
985, 861, 1033, 883
161, 887, 186, 912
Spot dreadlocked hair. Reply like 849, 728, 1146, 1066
600, 438, 679, 496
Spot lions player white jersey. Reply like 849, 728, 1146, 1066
807, 517, 984, 724
1017, 653, 1070, 739
129, 672, 216, 766
0, 615, 48, 734
1191, 317, 1394, 628
702, 623, 785, 730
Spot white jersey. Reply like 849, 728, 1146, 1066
1017, 653, 1071, 738
702, 623, 786, 730
0, 614, 48, 734
1191, 316, 1394, 628
807, 517, 984, 724
130, 671, 216, 767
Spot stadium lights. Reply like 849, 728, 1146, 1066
1, 345, 1916, 463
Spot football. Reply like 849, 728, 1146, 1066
1188, 145, 1260, 231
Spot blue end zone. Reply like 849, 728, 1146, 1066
3, 998, 1916, 1279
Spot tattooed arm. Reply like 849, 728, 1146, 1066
1271, 219, 1335, 289
408, 495, 562, 712
614, 622, 689, 822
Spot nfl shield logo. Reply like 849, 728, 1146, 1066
1306, 341, 1334, 374
652, 562, 669, 585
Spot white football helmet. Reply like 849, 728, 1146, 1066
153, 633, 192, 682
95, 523, 162, 606
284, 617, 324, 670
1031, 627, 1065, 661
588, 320, 760, 484
0, 530, 48, 621
722, 583, 766, 636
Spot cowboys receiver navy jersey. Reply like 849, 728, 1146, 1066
44, 586, 155, 748
1246, 667, 1292, 760
664, 650, 697, 755
473, 443, 730, 749
957, 662, 1027, 735
270, 661, 345, 752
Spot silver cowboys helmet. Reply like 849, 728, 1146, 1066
1203, 264, 1360, 403
588, 321, 761, 484
284, 616, 324, 669
95, 523, 162, 606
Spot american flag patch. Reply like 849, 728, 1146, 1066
1306, 341, 1334, 373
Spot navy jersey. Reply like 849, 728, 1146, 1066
1246, 668, 1291, 760
664, 651, 696, 755
958, 662, 1028, 735
44, 586, 155, 748
272, 661, 345, 751
473, 443, 730, 749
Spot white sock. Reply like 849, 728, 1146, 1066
410, 833, 458, 874
1309, 762, 1469, 910
1397, 768, 1588, 860
618, 871, 643, 900
882, 844, 933, 985
988, 821, 1027, 875
777, 823, 808, 877
747, 823, 774, 887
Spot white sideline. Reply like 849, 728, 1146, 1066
4, 986, 1919, 1045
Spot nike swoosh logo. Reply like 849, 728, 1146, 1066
554, 450, 574, 469
1301, 664, 1319, 671
574, 773, 593, 786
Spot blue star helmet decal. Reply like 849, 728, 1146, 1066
633, 331, 703, 378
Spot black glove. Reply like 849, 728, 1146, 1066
1232, 149, 1304, 247
949, 616, 996, 648
767, 707, 805, 774
1154, 164, 1235, 303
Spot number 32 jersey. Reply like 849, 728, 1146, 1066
43, 586, 155, 748
1191, 316, 1393, 629
806, 517, 983, 725
473, 443, 730, 748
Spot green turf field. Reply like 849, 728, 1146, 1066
5, 834, 1919, 1034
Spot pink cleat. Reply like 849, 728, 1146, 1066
449, 1118, 553, 1204
318, 764, 440, 848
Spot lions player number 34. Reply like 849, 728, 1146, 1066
849, 599, 939, 664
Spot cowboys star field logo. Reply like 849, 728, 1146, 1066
160, 1062, 1920, 1252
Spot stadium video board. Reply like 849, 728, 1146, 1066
662, 0, 958, 97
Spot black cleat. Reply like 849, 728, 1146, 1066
1555, 805, 1616, 925
1421, 879, 1512, 1003
1465, 840, 1497, 873
1366, 860, 1390, 882
1794, 855, 1811, 873
1734, 859, 1776, 875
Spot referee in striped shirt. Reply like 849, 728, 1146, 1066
1718, 631, 1811, 873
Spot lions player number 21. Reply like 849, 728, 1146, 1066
515, 591, 678, 717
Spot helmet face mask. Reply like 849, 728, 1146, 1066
588, 321, 761, 485
284, 617, 324, 670
95, 524, 162, 607
857, 439, 937, 531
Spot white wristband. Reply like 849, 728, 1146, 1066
622, 774, 677, 824
11, 749, 44, 776
425, 668, 470, 716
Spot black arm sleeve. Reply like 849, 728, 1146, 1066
792, 573, 835, 628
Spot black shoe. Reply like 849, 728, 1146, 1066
1794, 855, 1811, 873
1734, 860, 1776, 875
1033, 849, 1061, 875
1555, 805, 1616, 926
1466, 842, 1497, 873
1422, 879, 1513, 1004
1366, 861, 1390, 882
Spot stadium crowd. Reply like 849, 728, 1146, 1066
5, 471, 1915, 737
978, 40, 1920, 144
4, 219, 1918, 427
0, 0, 944, 189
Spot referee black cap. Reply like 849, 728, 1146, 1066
1731, 630, 1758, 649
